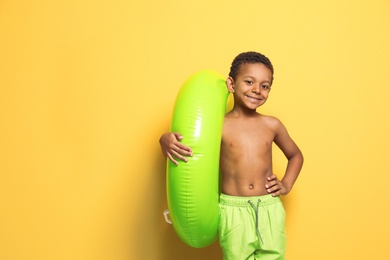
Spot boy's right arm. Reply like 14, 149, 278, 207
159, 132, 192, 165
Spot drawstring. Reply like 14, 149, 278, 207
248, 199, 264, 245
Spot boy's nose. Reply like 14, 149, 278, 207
252, 85, 262, 94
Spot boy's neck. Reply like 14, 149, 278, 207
229, 107, 260, 118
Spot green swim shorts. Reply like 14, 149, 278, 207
218, 193, 286, 260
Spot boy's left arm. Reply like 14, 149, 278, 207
266, 120, 304, 196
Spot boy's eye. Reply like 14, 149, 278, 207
262, 85, 270, 90
245, 80, 253, 85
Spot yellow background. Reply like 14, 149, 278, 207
1, 0, 389, 259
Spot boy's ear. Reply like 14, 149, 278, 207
226, 77, 235, 93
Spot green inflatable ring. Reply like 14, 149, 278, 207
166, 70, 229, 248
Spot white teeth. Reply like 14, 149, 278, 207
246, 95, 260, 100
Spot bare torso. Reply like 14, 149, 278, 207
220, 112, 277, 196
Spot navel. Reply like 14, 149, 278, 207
249, 184, 254, 189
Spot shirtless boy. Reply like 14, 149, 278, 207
159, 52, 303, 260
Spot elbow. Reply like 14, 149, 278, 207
297, 149, 304, 167
299, 150, 304, 165
288, 149, 304, 166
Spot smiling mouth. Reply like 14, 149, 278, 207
245, 94, 261, 101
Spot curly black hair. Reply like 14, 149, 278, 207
228, 51, 274, 81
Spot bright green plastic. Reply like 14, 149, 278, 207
167, 70, 229, 248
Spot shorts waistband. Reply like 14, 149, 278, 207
219, 193, 281, 207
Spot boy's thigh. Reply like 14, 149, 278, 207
219, 205, 258, 259
255, 201, 287, 260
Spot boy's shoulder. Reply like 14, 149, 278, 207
261, 114, 282, 123
258, 114, 284, 130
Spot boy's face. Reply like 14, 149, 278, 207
227, 63, 273, 111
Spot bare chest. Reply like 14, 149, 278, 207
222, 121, 275, 152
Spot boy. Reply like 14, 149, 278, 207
159, 52, 303, 260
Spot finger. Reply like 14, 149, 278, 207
267, 174, 277, 181
265, 180, 278, 189
268, 188, 281, 196
167, 152, 179, 165
166, 143, 191, 157
172, 132, 183, 140
170, 133, 192, 152
171, 150, 188, 162
267, 183, 281, 193
168, 141, 191, 156
175, 143, 192, 155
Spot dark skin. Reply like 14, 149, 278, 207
160, 63, 303, 197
